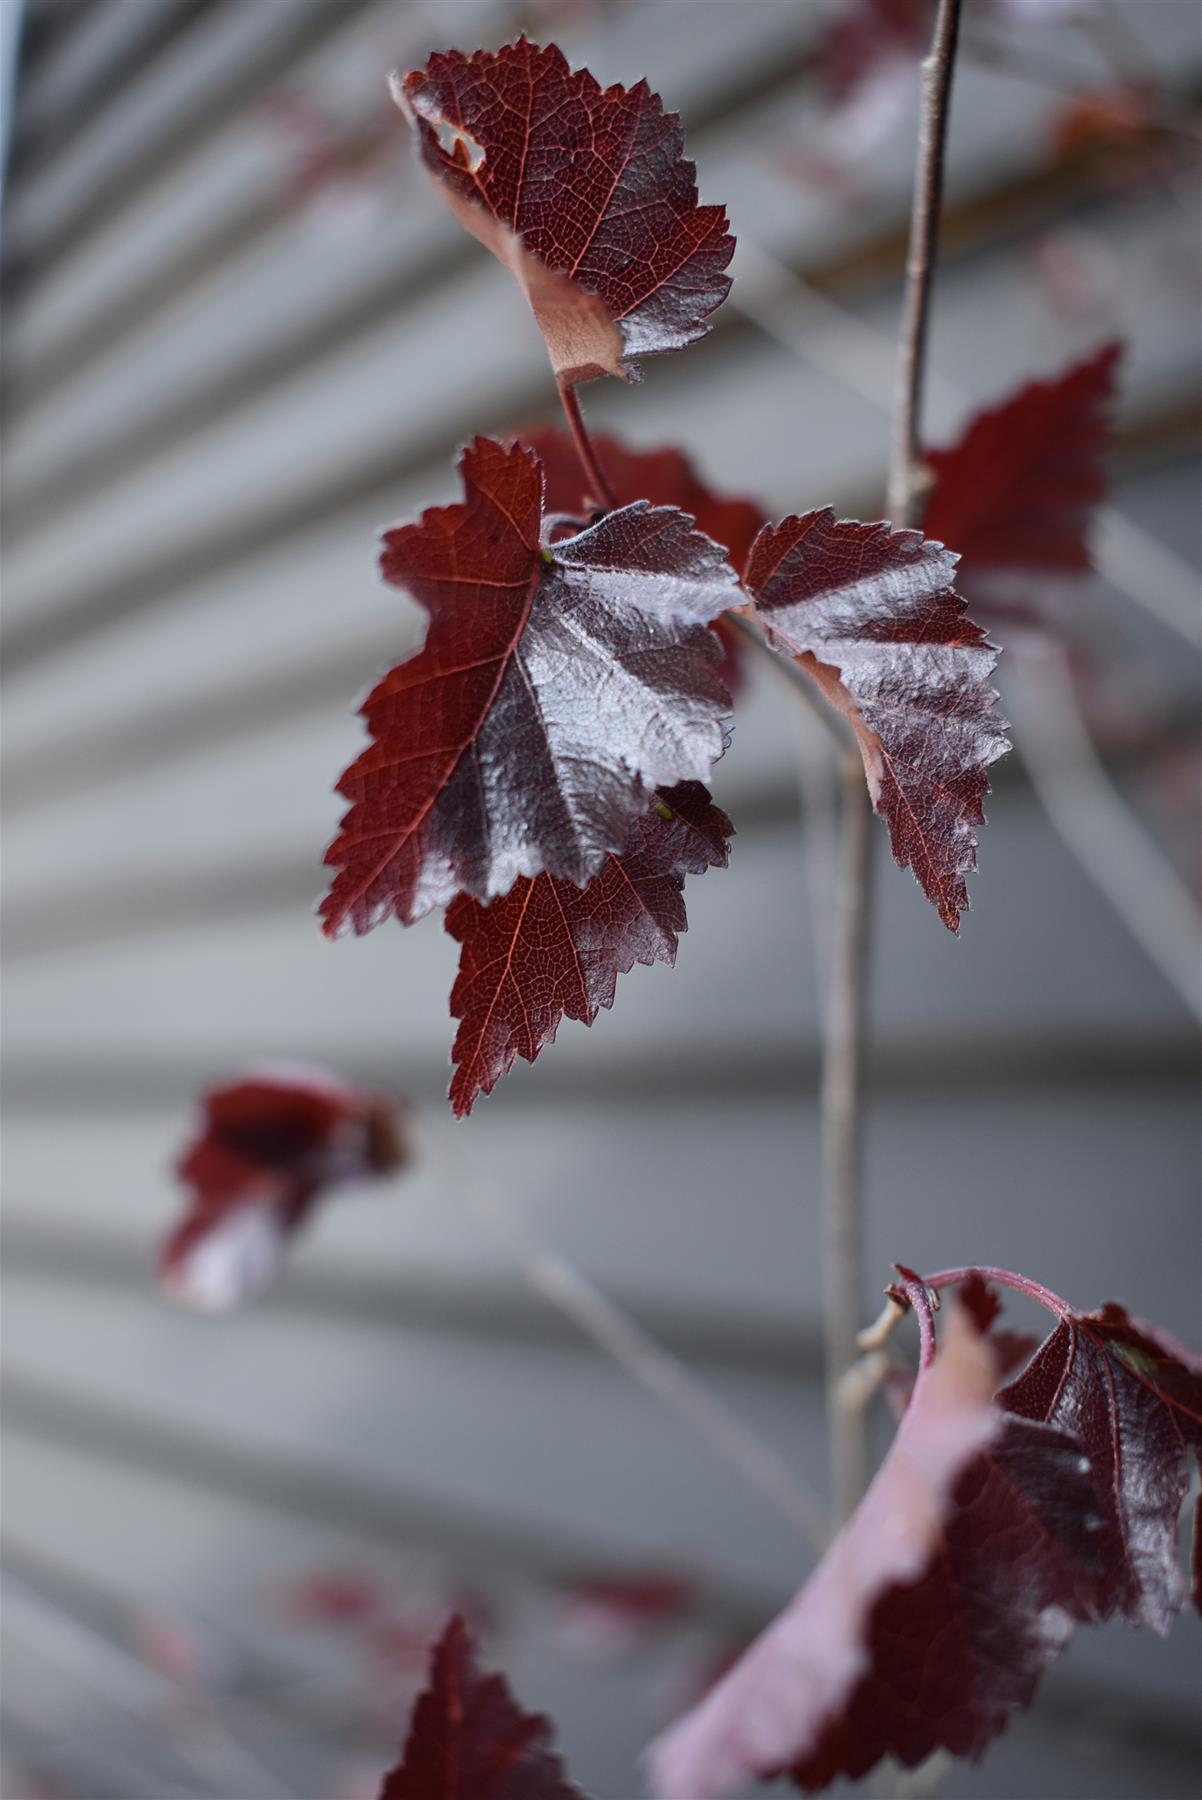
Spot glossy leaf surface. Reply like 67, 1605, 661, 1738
380, 1615, 585, 1799
525, 427, 766, 573
743, 510, 1009, 930
322, 439, 736, 935
527, 425, 764, 687
446, 782, 731, 1114
1001, 1297, 1202, 1632
396, 39, 733, 384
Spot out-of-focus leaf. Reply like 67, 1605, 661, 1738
380, 1615, 586, 1799
161, 1066, 406, 1311
923, 342, 1121, 605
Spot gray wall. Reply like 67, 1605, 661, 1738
3, 2, 1200, 1795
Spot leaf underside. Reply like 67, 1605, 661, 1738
743, 509, 1010, 931
397, 38, 733, 383
650, 1303, 1009, 1797
650, 1284, 1202, 1798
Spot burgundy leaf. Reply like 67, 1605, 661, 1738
923, 342, 1121, 603
523, 428, 766, 574
380, 1615, 586, 1800
161, 1066, 406, 1311
743, 510, 1009, 931
394, 38, 733, 384
446, 782, 731, 1115
322, 439, 736, 936
1000, 1297, 1202, 1631
524, 425, 765, 689
649, 1301, 1106, 1798
649, 1302, 992, 1795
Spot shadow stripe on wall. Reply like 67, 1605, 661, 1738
4, 1374, 1201, 1765
1, 1219, 824, 1377
5, 1035, 1198, 1113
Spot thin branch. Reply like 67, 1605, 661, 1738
818, 0, 964, 1526
821, 749, 876, 1519
1009, 645, 1202, 1023
858, 1292, 907, 1352
889, 0, 964, 529
1, 1573, 292, 1800
430, 1132, 831, 1550
556, 379, 618, 511
1094, 506, 1202, 653
730, 244, 1202, 1005
730, 239, 1202, 649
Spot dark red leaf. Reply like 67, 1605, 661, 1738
1000, 1297, 1202, 1631
380, 1615, 586, 1800
522, 428, 766, 575
395, 38, 733, 384
523, 426, 765, 691
161, 1066, 407, 1311
446, 782, 731, 1115
649, 1301, 1109, 1797
743, 511, 1009, 931
923, 342, 1121, 594
322, 438, 736, 937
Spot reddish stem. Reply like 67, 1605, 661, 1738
892, 1266, 939, 1373
923, 1265, 1070, 1320
557, 380, 618, 512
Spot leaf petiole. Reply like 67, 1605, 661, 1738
556, 379, 619, 512
923, 1264, 1072, 1320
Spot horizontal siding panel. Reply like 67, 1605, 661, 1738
4, 6, 1200, 1796
5, 191, 1198, 681
4, 782, 1196, 1033
3, 1081, 1199, 1337
4, 0, 801, 388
